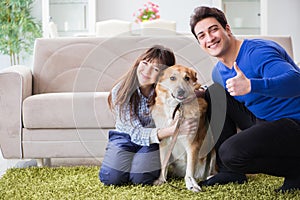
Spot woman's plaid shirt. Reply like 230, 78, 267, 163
111, 83, 159, 146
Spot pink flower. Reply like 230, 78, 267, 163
133, 1, 160, 23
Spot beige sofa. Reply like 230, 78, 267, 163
0, 35, 294, 165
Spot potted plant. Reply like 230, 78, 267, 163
0, 0, 42, 66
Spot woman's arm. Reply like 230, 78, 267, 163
111, 84, 199, 146
111, 84, 153, 146
156, 118, 198, 141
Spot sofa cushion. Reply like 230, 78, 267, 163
22, 92, 114, 129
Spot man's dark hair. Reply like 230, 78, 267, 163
190, 6, 228, 38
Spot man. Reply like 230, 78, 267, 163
190, 6, 300, 192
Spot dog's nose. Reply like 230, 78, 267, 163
177, 89, 185, 97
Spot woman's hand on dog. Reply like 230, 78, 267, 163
177, 118, 198, 135
157, 118, 198, 141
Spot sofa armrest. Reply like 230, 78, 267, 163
0, 65, 32, 158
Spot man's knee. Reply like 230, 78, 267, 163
219, 139, 248, 173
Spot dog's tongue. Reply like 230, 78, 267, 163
177, 95, 185, 100
172, 93, 185, 101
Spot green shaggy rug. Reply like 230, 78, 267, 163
0, 166, 299, 200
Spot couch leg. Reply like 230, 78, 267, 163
36, 159, 43, 167
44, 158, 51, 166
36, 158, 51, 167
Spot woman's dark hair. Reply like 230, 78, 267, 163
108, 45, 175, 121
190, 6, 228, 38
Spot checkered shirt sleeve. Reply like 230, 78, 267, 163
111, 83, 157, 146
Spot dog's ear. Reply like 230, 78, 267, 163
191, 69, 202, 90
191, 69, 198, 83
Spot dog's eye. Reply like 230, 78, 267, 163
184, 76, 190, 81
170, 76, 176, 81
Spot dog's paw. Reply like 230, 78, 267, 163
153, 178, 166, 186
185, 176, 202, 192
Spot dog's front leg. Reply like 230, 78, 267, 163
153, 141, 169, 185
185, 146, 202, 192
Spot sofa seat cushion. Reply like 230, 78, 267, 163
22, 92, 115, 129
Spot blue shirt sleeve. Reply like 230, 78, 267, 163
251, 68, 300, 98
212, 65, 224, 87
248, 43, 300, 98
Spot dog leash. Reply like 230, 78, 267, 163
160, 103, 185, 190
160, 102, 213, 191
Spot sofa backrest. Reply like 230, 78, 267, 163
32, 35, 293, 94
32, 35, 214, 94
237, 35, 294, 59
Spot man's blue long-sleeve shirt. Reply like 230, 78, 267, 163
212, 39, 300, 121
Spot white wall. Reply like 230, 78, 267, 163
1, 0, 299, 70
0, 55, 10, 70
96, 0, 213, 33
261, 0, 300, 64
96, 0, 299, 63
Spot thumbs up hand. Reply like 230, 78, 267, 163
226, 62, 251, 96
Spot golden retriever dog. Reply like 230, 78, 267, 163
152, 64, 216, 192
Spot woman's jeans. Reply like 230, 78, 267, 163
99, 131, 161, 185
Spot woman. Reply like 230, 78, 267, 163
99, 45, 197, 186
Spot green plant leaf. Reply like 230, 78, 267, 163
0, 0, 41, 65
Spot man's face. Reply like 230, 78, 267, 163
194, 17, 232, 58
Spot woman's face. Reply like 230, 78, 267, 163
136, 60, 161, 87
